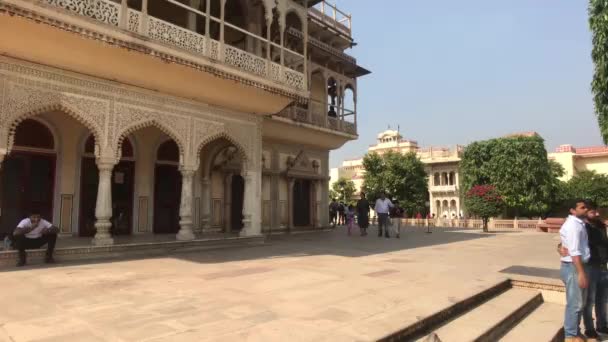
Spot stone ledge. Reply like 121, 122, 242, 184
0, 236, 265, 268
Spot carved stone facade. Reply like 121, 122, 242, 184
0, 57, 265, 243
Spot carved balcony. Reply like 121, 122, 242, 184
37, 0, 306, 93
278, 99, 357, 135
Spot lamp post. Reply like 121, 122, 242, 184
425, 201, 432, 234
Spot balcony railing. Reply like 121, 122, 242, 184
430, 185, 458, 193
309, 0, 352, 36
278, 99, 356, 135
42, 0, 306, 91
287, 27, 355, 64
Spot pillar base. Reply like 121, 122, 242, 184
176, 230, 196, 241
91, 236, 114, 246
239, 229, 262, 237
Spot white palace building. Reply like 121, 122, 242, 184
331, 130, 464, 218
0, 0, 369, 244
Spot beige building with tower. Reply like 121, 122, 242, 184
0, 0, 369, 244
330, 130, 463, 218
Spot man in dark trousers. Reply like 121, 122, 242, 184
13, 210, 59, 267
356, 192, 370, 236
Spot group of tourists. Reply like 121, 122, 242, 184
329, 191, 405, 238
559, 199, 608, 341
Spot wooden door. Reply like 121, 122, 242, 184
230, 175, 244, 231
153, 164, 182, 234
293, 179, 311, 227
1, 153, 55, 235
79, 157, 98, 237
111, 161, 135, 235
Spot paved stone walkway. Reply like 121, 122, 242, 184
0, 227, 561, 342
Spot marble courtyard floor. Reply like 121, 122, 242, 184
0, 227, 561, 342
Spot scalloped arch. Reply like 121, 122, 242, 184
115, 120, 186, 161
197, 132, 248, 163
5, 103, 103, 154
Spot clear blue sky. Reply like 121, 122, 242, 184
329, 0, 602, 168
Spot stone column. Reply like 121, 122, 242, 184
200, 178, 211, 232
223, 172, 233, 233
92, 160, 116, 246
187, 0, 201, 32
241, 167, 262, 237
177, 168, 196, 241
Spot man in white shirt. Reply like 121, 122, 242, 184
559, 199, 591, 341
374, 192, 394, 238
13, 210, 59, 267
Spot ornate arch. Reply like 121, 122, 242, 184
197, 131, 248, 166
4, 103, 104, 155
113, 104, 189, 162
1, 82, 107, 155
115, 119, 186, 161
283, 7, 306, 32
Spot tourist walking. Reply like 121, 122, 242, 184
337, 202, 346, 226
374, 192, 394, 238
560, 202, 608, 339
559, 199, 591, 341
346, 205, 356, 236
356, 193, 370, 236
390, 202, 405, 239
329, 199, 339, 227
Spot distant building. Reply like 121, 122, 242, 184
330, 130, 464, 218
549, 145, 608, 181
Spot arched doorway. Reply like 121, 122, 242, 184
1, 119, 56, 236
199, 139, 245, 234
79, 135, 135, 237
154, 139, 182, 234
292, 179, 311, 227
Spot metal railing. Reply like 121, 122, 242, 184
309, 0, 351, 36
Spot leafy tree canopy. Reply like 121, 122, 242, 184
362, 151, 428, 214
567, 170, 608, 207
590, 0, 608, 142
460, 135, 555, 216
330, 177, 357, 205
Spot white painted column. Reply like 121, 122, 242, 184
119, 0, 128, 29
177, 168, 196, 241
140, 0, 149, 35
93, 160, 116, 246
241, 167, 262, 237
200, 178, 211, 231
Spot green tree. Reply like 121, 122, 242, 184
464, 185, 505, 232
362, 151, 428, 215
567, 170, 608, 207
590, 0, 608, 142
460, 135, 554, 216
330, 177, 357, 204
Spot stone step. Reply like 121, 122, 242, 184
427, 288, 542, 342
500, 302, 564, 342
0, 236, 265, 268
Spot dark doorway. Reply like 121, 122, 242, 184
293, 179, 311, 227
0, 152, 55, 236
230, 174, 244, 231
153, 164, 182, 234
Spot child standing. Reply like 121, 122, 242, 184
346, 205, 356, 236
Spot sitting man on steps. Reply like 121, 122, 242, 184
13, 210, 59, 267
